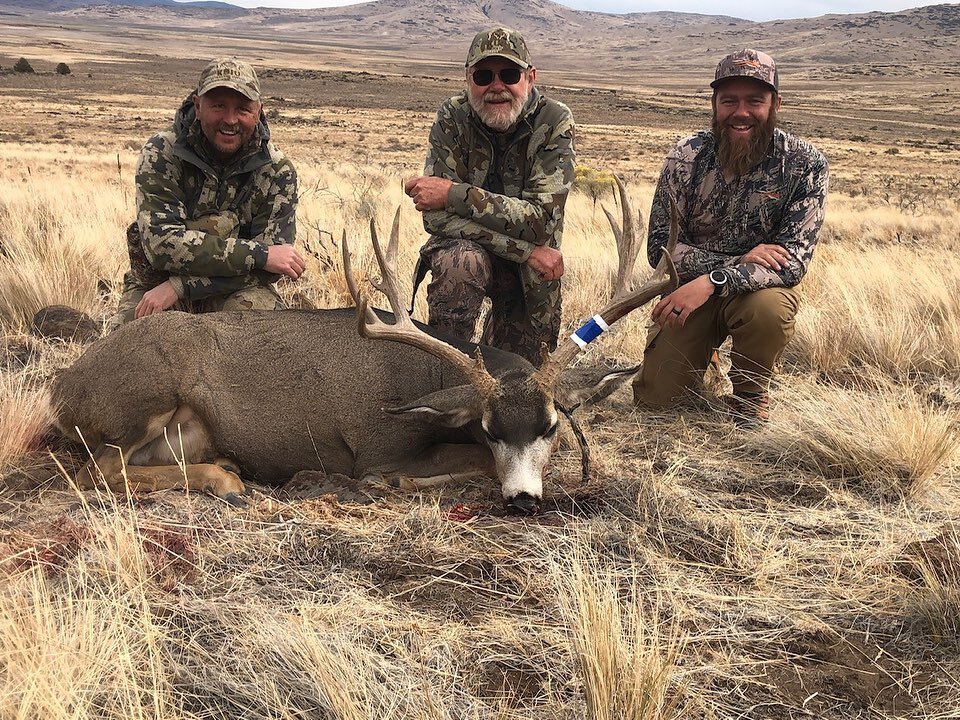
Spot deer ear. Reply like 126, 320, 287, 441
385, 385, 484, 428
556, 365, 641, 408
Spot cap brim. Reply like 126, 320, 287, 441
467, 51, 530, 69
197, 80, 261, 102
710, 76, 777, 93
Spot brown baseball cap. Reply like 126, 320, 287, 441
711, 49, 779, 93
465, 27, 531, 69
196, 58, 262, 102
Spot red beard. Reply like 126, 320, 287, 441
713, 106, 778, 178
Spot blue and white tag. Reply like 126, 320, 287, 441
571, 315, 609, 349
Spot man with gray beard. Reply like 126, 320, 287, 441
632, 49, 829, 426
404, 27, 575, 366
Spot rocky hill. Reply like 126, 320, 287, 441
1, 0, 957, 78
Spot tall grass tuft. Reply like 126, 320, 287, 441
747, 371, 958, 498
0, 371, 55, 473
553, 536, 685, 720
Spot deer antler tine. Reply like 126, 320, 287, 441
388, 204, 401, 267
615, 175, 637, 254
342, 230, 359, 304
342, 230, 378, 323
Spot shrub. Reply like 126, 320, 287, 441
13, 57, 34, 74
574, 165, 617, 208
55, 62, 71, 75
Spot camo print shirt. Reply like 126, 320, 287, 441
420, 88, 576, 331
647, 127, 828, 295
133, 95, 298, 301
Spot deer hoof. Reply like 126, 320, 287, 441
505, 492, 541, 516
223, 492, 248, 508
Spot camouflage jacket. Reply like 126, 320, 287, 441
647, 127, 828, 295
421, 88, 576, 332
132, 95, 298, 301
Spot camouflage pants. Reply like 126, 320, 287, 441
632, 286, 800, 406
107, 276, 284, 332
107, 222, 284, 332
423, 238, 558, 366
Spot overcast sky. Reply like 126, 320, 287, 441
217, 0, 929, 22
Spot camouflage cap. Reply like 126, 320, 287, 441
711, 49, 779, 93
196, 58, 262, 102
465, 27, 531, 69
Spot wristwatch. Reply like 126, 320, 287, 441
708, 269, 728, 296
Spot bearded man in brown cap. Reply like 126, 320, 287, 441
110, 57, 303, 328
633, 49, 829, 426
404, 27, 576, 366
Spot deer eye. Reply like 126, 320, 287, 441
543, 422, 559, 439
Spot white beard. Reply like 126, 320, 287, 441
469, 89, 527, 132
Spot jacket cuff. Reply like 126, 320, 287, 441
250, 242, 270, 270
168, 276, 186, 300
447, 182, 471, 216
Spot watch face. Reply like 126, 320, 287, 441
710, 270, 726, 285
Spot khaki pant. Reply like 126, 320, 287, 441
632, 286, 800, 407
423, 239, 558, 366
107, 277, 284, 333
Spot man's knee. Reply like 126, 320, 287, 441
220, 286, 284, 312
427, 241, 493, 298
727, 287, 799, 347
424, 240, 493, 338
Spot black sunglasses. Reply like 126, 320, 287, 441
471, 67, 524, 87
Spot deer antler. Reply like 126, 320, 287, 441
341, 207, 497, 398
535, 178, 680, 389
602, 174, 644, 299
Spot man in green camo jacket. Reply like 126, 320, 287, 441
633, 49, 829, 425
111, 57, 303, 328
404, 27, 576, 366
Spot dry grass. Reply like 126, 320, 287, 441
0, 368, 55, 473
745, 372, 959, 499
1, 54, 960, 720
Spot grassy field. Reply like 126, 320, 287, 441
1, 35, 959, 720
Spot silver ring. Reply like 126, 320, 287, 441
671, 307, 682, 316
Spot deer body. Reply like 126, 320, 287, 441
55, 309, 532, 479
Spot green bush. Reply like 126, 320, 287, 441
13, 57, 34, 73
55, 62, 71, 75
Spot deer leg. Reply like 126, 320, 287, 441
363, 443, 495, 490
75, 407, 247, 505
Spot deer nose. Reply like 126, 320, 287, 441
505, 492, 541, 516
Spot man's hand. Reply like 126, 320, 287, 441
741, 243, 791, 271
265, 244, 306, 280
135, 280, 179, 319
404, 176, 454, 212
651, 275, 713, 328
527, 245, 564, 282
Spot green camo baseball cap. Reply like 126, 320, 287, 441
196, 58, 262, 102
711, 49, 779, 93
465, 27, 531, 69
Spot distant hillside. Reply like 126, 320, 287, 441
1, 0, 239, 11
1, 0, 958, 77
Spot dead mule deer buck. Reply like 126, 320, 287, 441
51, 177, 677, 514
